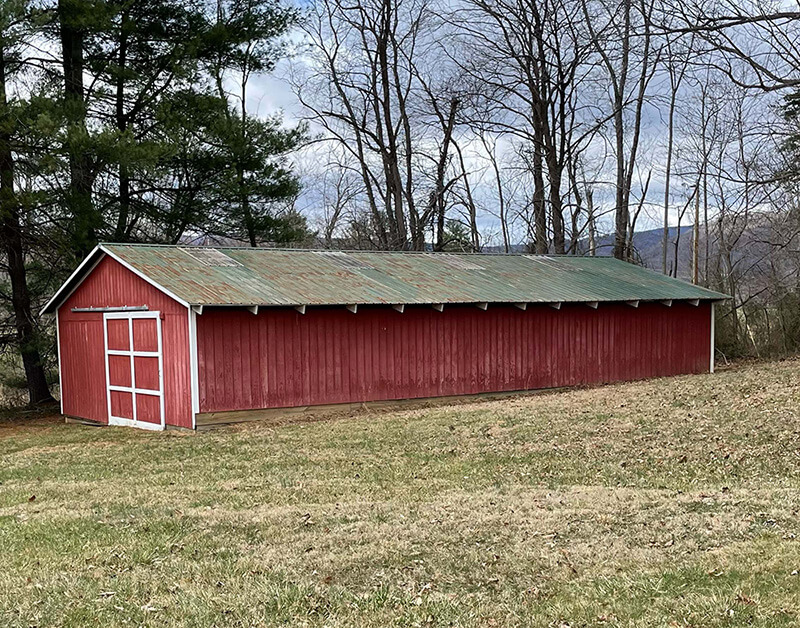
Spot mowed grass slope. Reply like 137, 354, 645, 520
2, 360, 800, 627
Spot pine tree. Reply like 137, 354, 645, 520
204, 0, 307, 246
0, 1, 53, 404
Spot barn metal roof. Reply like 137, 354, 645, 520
42, 244, 728, 314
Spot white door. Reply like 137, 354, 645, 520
103, 311, 165, 430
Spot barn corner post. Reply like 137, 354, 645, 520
188, 305, 200, 430
710, 301, 715, 374
55, 306, 64, 416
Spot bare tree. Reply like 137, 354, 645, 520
293, 0, 469, 250
287, 0, 800, 360
447, 0, 601, 253
666, 0, 800, 92
660, 32, 693, 272
582, 0, 661, 260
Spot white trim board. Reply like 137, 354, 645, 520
104, 416, 164, 431
710, 302, 715, 374
56, 311, 63, 415
188, 306, 199, 429
42, 245, 190, 316
41, 245, 104, 315
103, 311, 165, 431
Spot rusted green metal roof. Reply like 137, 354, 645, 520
44, 244, 729, 313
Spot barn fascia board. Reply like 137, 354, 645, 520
41, 244, 104, 315
42, 244, 191, 315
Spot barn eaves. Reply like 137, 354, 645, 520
42, 243, 728, 316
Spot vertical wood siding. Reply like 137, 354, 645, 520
197, 301, 712, 413
58, 256, 192, 428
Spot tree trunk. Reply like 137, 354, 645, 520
113, 8, 130, 241
454, 142, 480, 252
241, 165, 256, 247
586, 186, 596, 255
692, 182, 700, 284
611, 0, 630, 261
532, 141, 548, 253
432, 98, 458, 252
58, 0, 97, 257
237, 45, 257, 248
376, 0, 407, 249
662, 88, 676, 274
544, 147, 565, 253
483, 135, 508, 253
612, 109, 628, 260
238, 122, 255, 246
701, 91, 709, 284
568, 163, 582, 254
0, 45, 54, 405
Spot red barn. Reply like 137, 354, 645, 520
43, 245, 727, 430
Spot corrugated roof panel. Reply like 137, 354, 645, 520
179, 247, 242, 267
313, 250, 375, 270
438, 254, 485, 271
86, 244, 729, 308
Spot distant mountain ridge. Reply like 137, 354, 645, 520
484, 225, 696, 278
592, 226, 696, 278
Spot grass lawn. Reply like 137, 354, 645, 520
2, 360, 800, 627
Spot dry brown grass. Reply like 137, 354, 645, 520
2, 359, 800, 626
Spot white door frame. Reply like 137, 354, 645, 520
103, 311, 165, 431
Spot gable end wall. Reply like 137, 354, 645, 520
58, 255, 193, 428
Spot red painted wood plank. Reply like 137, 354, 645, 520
195, 302, 712, 414
132, 318, 158, 352
136, 394, 161, 424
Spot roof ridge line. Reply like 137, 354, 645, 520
99, 243, 609, 259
